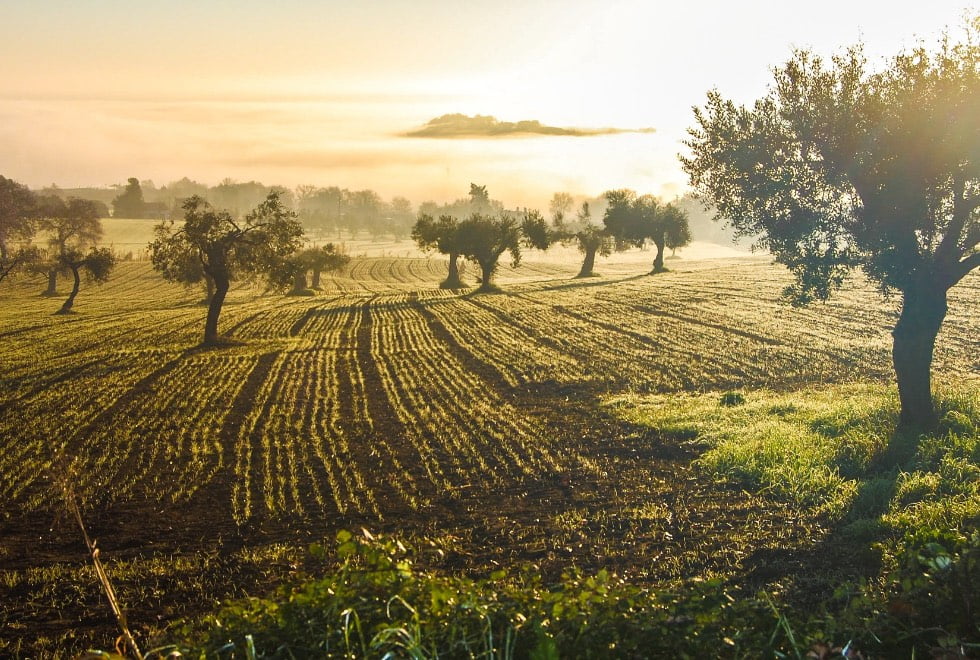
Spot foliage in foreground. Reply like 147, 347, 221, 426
175, 530, 810, 659
608, 383, 980, 654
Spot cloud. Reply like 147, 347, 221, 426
403, 113, 656, 138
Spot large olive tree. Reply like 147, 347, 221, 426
682, 24, 979, 427
149, 192, 304, 345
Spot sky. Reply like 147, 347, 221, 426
0, 0, 974, 209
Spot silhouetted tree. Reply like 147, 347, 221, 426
0, 245, 41, 285
412, 213, 466, 289
37, 197, 103, 296
682, 24, 980, 427
0, 175, 37, 260
456, 213, 521, 292
112, 177, 145, 218
602, 190, 691, 272
55, 247, 115, 314
305, 244, 349, 289
149, 192, 304, 345
273, 244, 350, 295
549, 192, 575, 224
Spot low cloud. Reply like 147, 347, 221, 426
403, 113, 656, 138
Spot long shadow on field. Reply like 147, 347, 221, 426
735, 422, 927, 609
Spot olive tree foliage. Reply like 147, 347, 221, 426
412, 213, 466, 289
455, 213, 522, 292
603, 190, 691, 272
149, 192, 304, 345
556, 202, 614, 278
272, 244, 350, 295
0, 175, 40, 283
54, 247, 115, 314
681, 22, 980, 427
36, 197, 105, 296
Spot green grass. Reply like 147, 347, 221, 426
606, 384, 980, 525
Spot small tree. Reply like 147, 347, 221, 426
149, 192, 304, 345
412, 213, 466, 289
37, 197, 104, 296
561, 202, 613, 278
456, 213, 521, 292
55, 247, 115, 314
305, 244, 349, 289
602, 190, 691, 272
682, 22, 980, 427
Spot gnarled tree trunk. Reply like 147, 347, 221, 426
56, 265, 81, 314
440, 252, 463, 289
310, 268, 322, 289
892, 276, 947, 428
477, 259, 495, 292
577, 246, 598, 278
203, 271, 230, 345
651, 238, 666, 273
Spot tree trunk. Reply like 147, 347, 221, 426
290, 270, 308, 295
43, 269, 58, 296
56, 265, 81, 314
203, 273, 230, 345
477, 260, 496, 292
311, 268, 322, 289
440, 252, 464, 289
576, 246, 598, 278
651, 238, 666, 273
200, 273, 215, 306
892, 277, 947, 428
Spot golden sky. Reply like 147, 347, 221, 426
0, 0, 971, 208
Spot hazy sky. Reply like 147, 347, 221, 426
0, 0, 973, 208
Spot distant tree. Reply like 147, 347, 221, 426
554, 201, 614, 278
665, 204, 694, 257
305, 244, 350, 289
273, 244, 350, 295
456, 213, 521, 292
412, 213, 466, 289
112, 177, 145, 218
37, 197, 104, 296
549, 192, 575, 224
519, 209, 552, 251
149, 192, 304, 345
681, 24, 980, 427
602, 190, 691, 272
0, 175, 37, 261
54, 247, 115, 314
469, 183, 490, 211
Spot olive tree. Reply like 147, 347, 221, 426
149, 192, 304, 345
456, 213, 521, 292
54, 247, 115, 314
682, 24, 979, 427
37, 197, 104, 296
412, 213, 466, 289
603, 190, 691, 272
0, 175, 37, 262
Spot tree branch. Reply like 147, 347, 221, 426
948, 250, 980, 287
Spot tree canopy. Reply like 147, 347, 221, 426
412, 213, 466, 289
456, 213, 522, 292
682, 20, 980, 426
149, 192, 304, 345
602, 190, 691, 272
